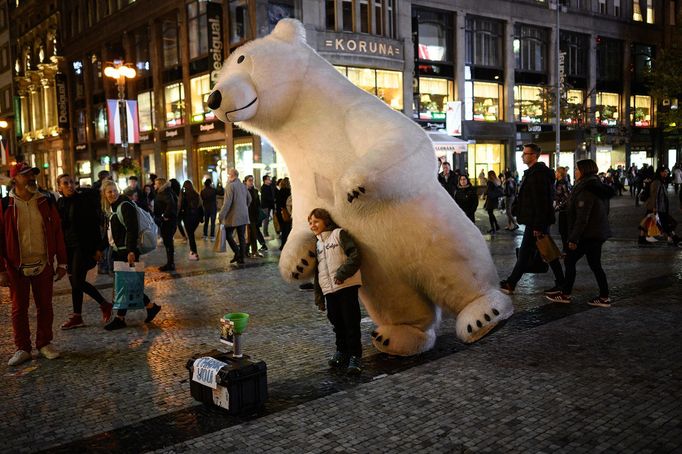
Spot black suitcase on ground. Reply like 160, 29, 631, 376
186, 350, 268, 416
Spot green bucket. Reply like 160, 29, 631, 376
224, 312, 249, 334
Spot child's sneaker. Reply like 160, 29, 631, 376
328, 351, 348, 368
587, 296, 611, 307
347, 356, 362, 375
546, 292, 571, 304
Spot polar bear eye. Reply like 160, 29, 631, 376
237, 55, 245, 64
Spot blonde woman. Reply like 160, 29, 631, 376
101, 180, 161, 330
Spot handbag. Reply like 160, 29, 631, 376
281, 207, 291, 223
536, 234, 561, 263
516, 247, 549, 274
113, 261, 146, 310
213, 224, 227, 252
642, 213, 661, 237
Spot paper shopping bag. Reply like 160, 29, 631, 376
536, 234, 562, 263
213, 225, 227, 253
643, 213, 661, 237
113, 261, 146, 310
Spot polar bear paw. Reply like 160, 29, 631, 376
280, 248, 316, 281
455, 291, 513, 344
370, 324, 436, 356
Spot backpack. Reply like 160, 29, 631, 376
110, 201, 158, 255
639, 180, 651, 202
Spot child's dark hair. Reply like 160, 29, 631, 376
308, 208, 338, 230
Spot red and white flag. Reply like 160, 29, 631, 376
126, 100, 139, 144
107, 99, 120, 144
107, 99, 140, 144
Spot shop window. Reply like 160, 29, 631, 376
468, 81, 503, 122
137, 90, 154, 132
336, 66, 403, 110
94, 104, 108, 140
190, 74, 214, 122
633, 0, 644, 20
467, 143, 503, 180
188, 1, 208, 60
513, 85, 544, 124
162, 17, 179, 68
596, 38, 623, 82
76, 109, 87, 143
415, 77, 453, 121
514, 24, 547, 73
630, 95, 652, 127
595, 92, 620, 126
230, 0, 251, 46
414, 8, 453, 63
198, 145, 227, 186
164, 82, 185, 128
235, 141, 254, 180
374, 0, 383, 35
563, 89, 584, 125
133, 26, 151, 77
325, 0, 335, 30
166, 149, 187, 183
43, 83, 56, 129
632, 44, 653, 84
30, 89, 43, 132
342, 0, 353, 31
560, 31, 588, 78
465, 16, 503, 68
359, 0, 370, 33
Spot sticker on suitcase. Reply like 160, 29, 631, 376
212, 385, 230, 410
192, 357, 227, 389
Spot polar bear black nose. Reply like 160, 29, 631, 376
207, 91, 222, 110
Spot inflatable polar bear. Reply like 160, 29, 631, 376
208, 19, 513, 356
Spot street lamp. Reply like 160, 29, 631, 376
104, 60, 136, 157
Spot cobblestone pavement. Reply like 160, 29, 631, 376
1, 192, 681, 453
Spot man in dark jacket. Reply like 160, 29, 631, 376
57, 174, 112, 330
200, 179, 217, 240
438, 161, 457, 199
153, 177, 178, 271
500, 144, 565, 295
260, 174, 276, 237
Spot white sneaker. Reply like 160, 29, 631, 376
39, 344, 60, 360
188, 252, 199, 261
8, 350, 32, 366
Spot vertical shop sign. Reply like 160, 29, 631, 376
13, 96, 21, 138
446, 101, 462, 136
55, 73, 69, 128
207, 2, 223, 88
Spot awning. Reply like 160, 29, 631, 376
426, 131, 469, 156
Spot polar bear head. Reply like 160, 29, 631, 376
207, 19, 310, 131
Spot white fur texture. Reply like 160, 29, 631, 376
210, 19, 513, 356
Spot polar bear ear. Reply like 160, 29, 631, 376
271, 19, 306, 44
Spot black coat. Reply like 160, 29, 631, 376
514, 162, 555, 231
567, 174, 614, 243
57, 188, 105, 255
260, 183, 276, 209
200, 186, 217, 212
455, 185, 478, 216
154, 184, 178, 222
109, 196, 140, 254
248, 187, 262, 222
438, 172, 457, 199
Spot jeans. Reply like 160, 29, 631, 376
67, 247, 107, 314
507, 227, 565, 287
160, 221, 177, 266
8, 264, 54, 351
183, 216, 200, 254
562, 239, 609, 298
248, 220, 266, 255
226, 224, 247, 261
325, 286, 362, 358
203, 207, 216, 238
487, 207, 500, 231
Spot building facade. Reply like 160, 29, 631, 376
1, 0, 680, 190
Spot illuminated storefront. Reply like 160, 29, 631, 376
563, 89, 585, 125
415, 77, 453, 122
595, 92, 620, 126
468, 143, 504, 178
630, 95, 652, 128
335, 66, 403, 110
514, 85, 544, 124
166, 149, 188, 182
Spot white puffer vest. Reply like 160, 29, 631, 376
316, 228, 362, 295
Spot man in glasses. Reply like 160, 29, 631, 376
500, 143, 565, 296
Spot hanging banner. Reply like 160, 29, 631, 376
445, 101, 462, 137
126, 100, 139, 144
55, 73, 69, 128
107, 99, 121, 144
207, 1, 223, 89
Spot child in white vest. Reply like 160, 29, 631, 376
308, 208, 363, 375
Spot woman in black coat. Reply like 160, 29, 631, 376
454, 175, 478, 223
179, 180, 203, 260
275, 177, 292, 250
484, 170, 502, 234
546, 159, 615, 308
57, 174, 112, 329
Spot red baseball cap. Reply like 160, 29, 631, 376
10, 162, 39, 178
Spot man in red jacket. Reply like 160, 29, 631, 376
0, 162, 67, 366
